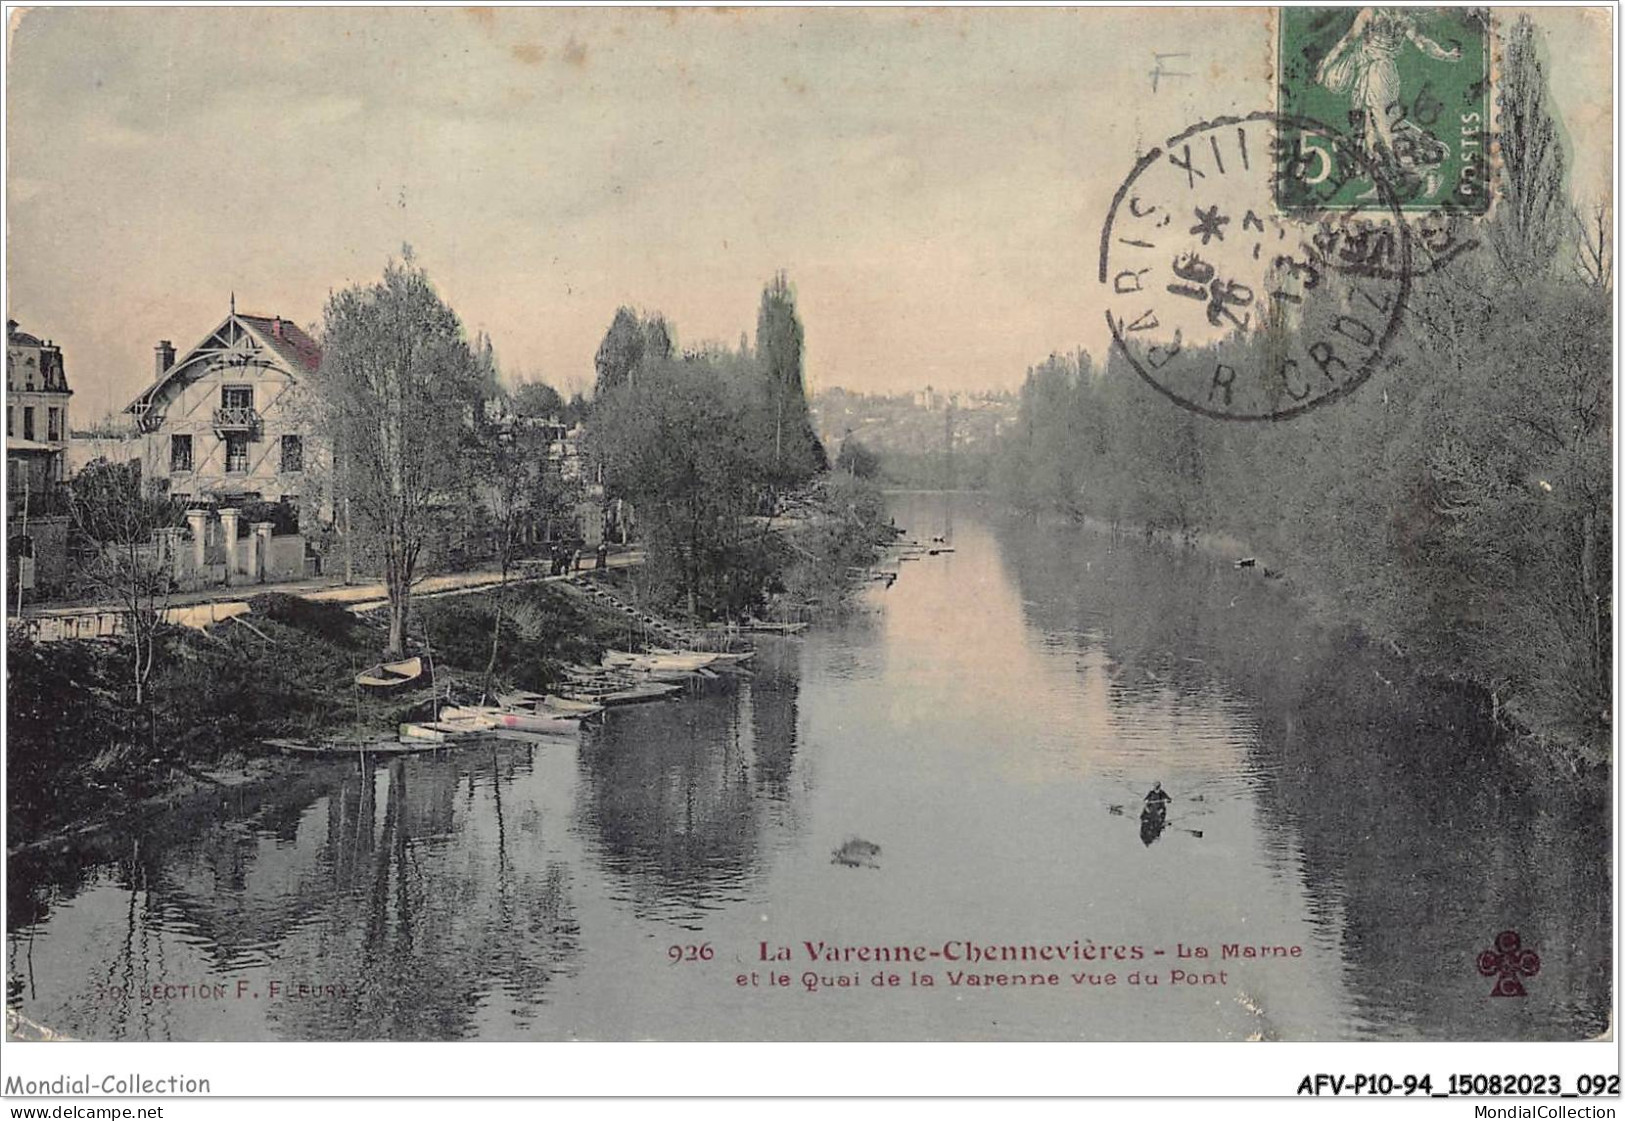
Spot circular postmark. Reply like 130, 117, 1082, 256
1099, 111, 1412, 421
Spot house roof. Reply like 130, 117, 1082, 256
236, 314, 322, 374
125, 309, 323, 414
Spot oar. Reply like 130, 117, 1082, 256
1110, 794, 1210, 815
1114, 781, 1212, 803
1105, 803, 1205, 838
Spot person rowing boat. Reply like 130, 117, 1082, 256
1140, 783, 1172, 846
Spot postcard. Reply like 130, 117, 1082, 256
2, 3, 1616, 1100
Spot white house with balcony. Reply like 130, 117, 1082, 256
124, 303, 321, 509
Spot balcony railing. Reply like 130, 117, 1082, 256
213, 406, 260, 432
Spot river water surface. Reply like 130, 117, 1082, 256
6, 494, 1611, 1041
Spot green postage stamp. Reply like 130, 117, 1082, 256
1277, 7, 1492, 213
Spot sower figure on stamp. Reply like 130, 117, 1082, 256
1316, 8, 1461, 166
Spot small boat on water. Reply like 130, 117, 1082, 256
604, 681, 683, 705
441, 705, 580, 734
398, 716, 492, 743
603, 649, 722, 677
494, 689, 546, 707
1139, 802, 1168, 847
738, 620, 808, 635
265, 737, 439, 757
355, 657, 424, 691
558, 680, 681, 706
494, 688, 605, 715
536, 696, 606, 718
558, 674, 626, 694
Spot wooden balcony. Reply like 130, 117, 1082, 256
213, 406, 260, 434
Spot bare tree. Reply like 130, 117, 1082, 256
66, 459, 178, 711
308, 255, 488, 658
1573, 197, 1613, 289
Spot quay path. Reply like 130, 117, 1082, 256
9, 550, 644, 641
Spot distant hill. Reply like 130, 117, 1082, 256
811, 387, 1018, 490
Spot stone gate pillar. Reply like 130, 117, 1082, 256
186, 509, 209, 574
218, 507, 239, 585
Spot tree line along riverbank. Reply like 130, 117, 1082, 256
989, 281, 1608, 775
988, 21, 1608, 772
9, 253, 902, 850
5, 474, 895, 851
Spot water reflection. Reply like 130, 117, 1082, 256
5, 494, 1610, 1041
8, 747, 583, 1040
991, 508, 1611, 1040
574, 645, 803, 925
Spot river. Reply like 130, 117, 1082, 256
5, 493, 1611, 1041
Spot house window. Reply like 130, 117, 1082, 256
46, 407, 60, 442
280, 435, 303, 473
171, 434, 194, 473
222, 385, 254, 410
22, 406, 34, 441
225, 433, 249, 474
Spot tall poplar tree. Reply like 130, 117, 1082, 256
754, 272, 826, 494
310, 256, 487, 658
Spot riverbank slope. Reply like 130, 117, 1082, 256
6, 580, 625, 850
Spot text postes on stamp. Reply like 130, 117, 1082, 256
1100, 112, 1410, 422
1277, 7, 1491, 215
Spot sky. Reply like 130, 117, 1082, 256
6, 6, 1613, 422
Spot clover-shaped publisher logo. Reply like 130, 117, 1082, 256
1477, 930, 1540, 997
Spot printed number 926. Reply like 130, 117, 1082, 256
668, 943, 714, 964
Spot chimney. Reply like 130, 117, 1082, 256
272, 316, 283, 339
155, 340, 175, 378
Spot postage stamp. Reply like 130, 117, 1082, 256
1276, 7, 1492, 214
1099, 111, 1411, 421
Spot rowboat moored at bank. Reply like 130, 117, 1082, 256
355, 657, 424, 691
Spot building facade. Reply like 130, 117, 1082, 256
7, 320, 74, 595
7, 319, 73, 483
125, 307, 322, 510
